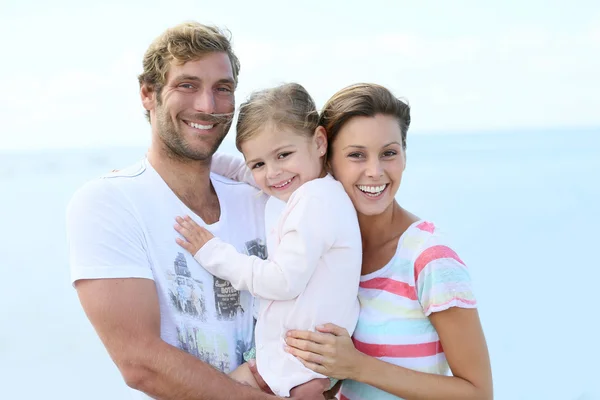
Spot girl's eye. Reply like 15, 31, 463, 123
277, 152, 292, 159
382, 150, 397, 157
251, 162, 264, 169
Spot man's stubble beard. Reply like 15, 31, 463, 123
156, 108, 232, 163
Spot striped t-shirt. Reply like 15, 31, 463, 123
340, 220, 477, 400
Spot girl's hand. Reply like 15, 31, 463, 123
285, 324, 365, 380
174, 215, 214, 255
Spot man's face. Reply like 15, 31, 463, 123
145, 52, 236, 161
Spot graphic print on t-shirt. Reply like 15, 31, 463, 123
213, 238, 268, 321
176, 322, 232, 372
167, 252, 207, 321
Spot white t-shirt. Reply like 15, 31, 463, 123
67, 158, 268, 399
194, 174, 362, 397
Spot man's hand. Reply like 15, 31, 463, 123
175, 215, 215, 255
247, 359, 329, 399
289, 378, 329, 400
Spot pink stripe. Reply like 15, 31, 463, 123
416, 221, 436, 233
353, 338, 444, 358
424, 297, 477, 314
340, 395, 350, 400
414, 245, 465, 284
359, 278, 417, 300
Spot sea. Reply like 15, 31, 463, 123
0, 129, 598, 399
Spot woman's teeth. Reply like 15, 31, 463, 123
357, 184, 387, 196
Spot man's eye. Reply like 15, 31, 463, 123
179, 83, 194, 89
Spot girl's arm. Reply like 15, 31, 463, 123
175, 194, 333, 301
286, 308, 492, 400
211, 152, 258, 188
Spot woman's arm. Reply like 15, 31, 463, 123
286, 308, 492, 400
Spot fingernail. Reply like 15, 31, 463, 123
283, 346, 290, 353
247, 359, 255, 367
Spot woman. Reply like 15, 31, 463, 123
284, 83, 493, 400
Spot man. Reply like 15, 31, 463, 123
67, 21, 328, 399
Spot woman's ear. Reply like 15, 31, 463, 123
314, 126, 328, 157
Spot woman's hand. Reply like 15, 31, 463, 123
285, 324, 365, 380
174, 215, 215, 255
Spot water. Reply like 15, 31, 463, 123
1, 129, 598, 399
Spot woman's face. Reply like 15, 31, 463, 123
329, 114, 406, 216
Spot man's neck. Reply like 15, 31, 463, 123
147, 143, 220, 224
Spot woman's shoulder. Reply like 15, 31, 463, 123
397, 220, 458, 258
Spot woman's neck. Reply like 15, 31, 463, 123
358, 201, 419, 250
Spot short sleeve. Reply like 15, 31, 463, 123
413, 234, 477, 316
66, 179, 153, 285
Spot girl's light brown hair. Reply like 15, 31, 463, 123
235, 83, 319, 151
318, 83, 411, 156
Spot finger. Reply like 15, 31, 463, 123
296, 356, 326, 375
183, 215, 201, 229
287, 329, 335, 345
174, 223, 194, 239
246, 360, 274, 394
316, 323, 349, 337
176, 237, 195, 253
285, 337, 327, 354
284, 345, 325, 365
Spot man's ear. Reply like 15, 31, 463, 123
140, 84, 156, 112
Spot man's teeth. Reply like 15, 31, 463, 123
358, 184, 387, 195
273, 178, 293, 188
188, 122, 214, 130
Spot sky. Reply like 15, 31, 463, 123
0, 0, 599, 150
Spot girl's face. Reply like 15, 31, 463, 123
328, 114, 406, 216
241, 124, 327, 202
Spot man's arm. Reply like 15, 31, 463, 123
76, 277, 274, 400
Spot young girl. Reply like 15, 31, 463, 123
174, 83, 362, 397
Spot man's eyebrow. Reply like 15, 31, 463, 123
172, 74, 202, 82
216, 78, 235, 85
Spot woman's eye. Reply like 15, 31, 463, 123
382, 150, 397, 157
348, 152, 364, 159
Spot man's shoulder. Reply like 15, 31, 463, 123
68, 160, 148, 212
